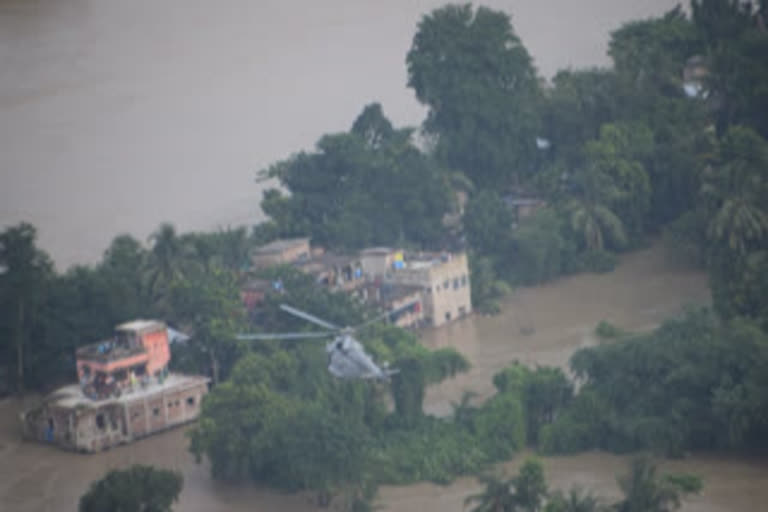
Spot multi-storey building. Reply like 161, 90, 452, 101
21, 320, 208, 453
361, 248, 472, 327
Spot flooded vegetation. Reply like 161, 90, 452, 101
3, 246, 767, 512
2, 1, 768, 511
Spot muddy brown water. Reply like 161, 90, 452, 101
3, 245, 768, 512
1, 0, 685, 269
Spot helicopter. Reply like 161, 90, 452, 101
236, 302, 417, 381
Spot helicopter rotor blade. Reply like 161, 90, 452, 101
279, 304, 340, 331
235, 332, 332, 341
352, 300, 419, 332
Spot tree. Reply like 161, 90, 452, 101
168, 265, 246, 384
465, 472, 517, 512
78, 465, 183, 512
0, 223, 53, 393
514, 458, 548, 512
541, 69, 621, 164
464, 458, 547, 512
407, 4, 541, 189
702, 126, 768, 256
613, 456, 701, 512
463, 190, 515, 265
609, 6, 701, 99
261, 104, 452, 250
545, 487, 604, 512
100, 234, 151, 321
145, 223, 191, 309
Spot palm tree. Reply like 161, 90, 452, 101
145, 223, 192, 310
451, 390, 478, 428
612, 456, 701, 512
546, 487, 604, 512
701, 127, 768, 255
566, 167, 627, 252
465, 472, 517, 512
567, 199, 628, 252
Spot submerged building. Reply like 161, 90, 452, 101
21, 320, 209, 453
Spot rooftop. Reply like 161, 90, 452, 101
294, 251, 360, 271
115, 319, 166, 333
45, 373, 210, 409
252, 237, 310, 254
360, 247, 395, 255
76, 340, 146, 363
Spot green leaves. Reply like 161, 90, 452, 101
79, 465, 183, 512
542, 310, 768, 455
407, 4, 541, 189
262, 104, 451, 250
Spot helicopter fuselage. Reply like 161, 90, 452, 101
326, 334, 395, 380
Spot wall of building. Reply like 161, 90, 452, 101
427, 253, 471, 326
360, 249, 398, 277
251, 239, 310, 268
22, 377, 209, 453
142, 329, 170, 376
389, 253, 471, 327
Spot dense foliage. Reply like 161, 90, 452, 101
79, 465, 183, 512
540, 310, 768, 456
465, 456, 700, 512
2, 1, 767, 509
259, 103, 453, 250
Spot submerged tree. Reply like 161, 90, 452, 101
0, 223, 53, 393
79, 465, 183, 512
613, 456, 701, 512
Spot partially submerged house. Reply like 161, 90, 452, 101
248, 239, 473, 328
250, 237, 311, 268
21, 320, 208, 453
502, 195, 546, 222
361, 248, 471, 327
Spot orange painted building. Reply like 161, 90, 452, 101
76, 320, 172, 397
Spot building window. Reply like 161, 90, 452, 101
443, 279, 449, 289
96, 414, 106, 430
453, 278, 459, 290
153, 408, 160, 416
461, 275, 467, 287
187, 397, 196, 407
445, 312, 452, 321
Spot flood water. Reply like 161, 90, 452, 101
0, 0, 684, 269
3, 245, 768, 512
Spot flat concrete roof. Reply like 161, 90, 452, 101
252, 237, 309, 254
45, 374, 209, 409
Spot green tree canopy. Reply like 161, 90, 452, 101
407, 4, 541, 189
261, 104, 452, 249
78, 465, 183, 512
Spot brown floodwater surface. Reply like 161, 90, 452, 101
1, 0, 686, 269
3, 245, 768, 512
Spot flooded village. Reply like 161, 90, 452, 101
3, 243, 768, 511
3, 0, 768, 511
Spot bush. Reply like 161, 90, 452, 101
595, 320, 623, 338
571, 249, 617, 273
